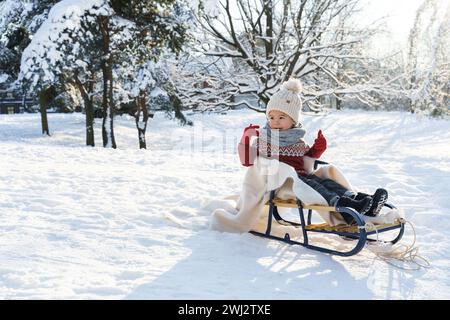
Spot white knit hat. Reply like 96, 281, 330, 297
266, 78, 303, 125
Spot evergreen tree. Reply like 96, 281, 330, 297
109, 0, 191, 148
18, 0, 193, 146
1, 0, 60, 133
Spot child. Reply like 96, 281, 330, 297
239, 78, 388, 223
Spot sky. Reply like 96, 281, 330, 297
360, 0, 426, 53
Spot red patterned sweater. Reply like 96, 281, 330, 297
257, 138, 320, 176
238, 126, 327, 175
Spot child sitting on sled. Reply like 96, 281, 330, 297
238, 78, 388, 223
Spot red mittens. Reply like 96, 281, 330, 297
238, 124, 260, 167
306, 129, 327, 159
314, 130, 327, 151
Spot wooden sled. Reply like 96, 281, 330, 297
250, 161, 405, 256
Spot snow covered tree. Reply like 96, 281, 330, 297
0, 1, 32, 85
1, 0, 59, 132
0, 0, 59, 84
19, 0, 190, 147
182, 0, 397, 112
109, 0, 191, 148
170, 51, 244, 112
407, 0, 450, 116
117, 60, 157, 149
117, 59, 193, 149
300, 3, 408, 112
18, 0, 113, 140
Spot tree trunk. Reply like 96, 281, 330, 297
38, 88, 50, 136
264, 1, 274, 59
168, 91, 191, 125
135, 90, 149, 149
98, 15, 117, 149
74, 74, 95, 146
335, 94, 342, 110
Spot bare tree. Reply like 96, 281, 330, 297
179, 0, 392, 111
407, 0, 450, 116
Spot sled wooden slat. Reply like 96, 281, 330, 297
268, 198, 336, 212
304, 220, 403, 233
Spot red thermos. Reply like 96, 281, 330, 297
238, 124, 260, 167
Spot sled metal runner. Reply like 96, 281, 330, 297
250, 161, 405, 257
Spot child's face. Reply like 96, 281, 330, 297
268, 110, 295, 130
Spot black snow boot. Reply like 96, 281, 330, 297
337, 196, 373, 224
365, 188, 388, 217
354, 188, 388, 217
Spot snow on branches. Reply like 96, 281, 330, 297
407, 0, 449, 116
182, 0, 409, 112
18, 0, 113, 90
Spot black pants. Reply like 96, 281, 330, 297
298, 174, 349, 205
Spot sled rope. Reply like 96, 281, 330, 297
362, 219, 430, 270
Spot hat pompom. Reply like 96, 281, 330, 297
281, 78, 302, 94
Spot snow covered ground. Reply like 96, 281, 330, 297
0, 109, 449, 299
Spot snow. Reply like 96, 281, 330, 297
150, 87, 167, 98
0, 73, 8, 84
188, 0, 220, 16
0, 0, 33, 42
0, 109, 450, 299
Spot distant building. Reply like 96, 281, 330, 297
0, 89, 37, 114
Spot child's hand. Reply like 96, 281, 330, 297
306, 130, 327, 158
314, 130, 327, 151
240, 124, 260, 144
238, 124, 260, 167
